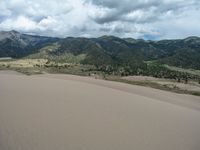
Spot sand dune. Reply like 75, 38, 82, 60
0, 71, 200, 150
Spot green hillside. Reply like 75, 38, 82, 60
0, 31, 200, 78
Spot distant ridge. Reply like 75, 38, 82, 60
0, 30, 200, 69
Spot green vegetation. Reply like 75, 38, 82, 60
107, 77, 200, 96
1, 31, 200, 95
1, 31, 200, 71
143, 63, 199, 82
0, 58, 200, 96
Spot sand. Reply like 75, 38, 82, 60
0, 71, 200, 150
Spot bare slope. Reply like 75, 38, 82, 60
0, 71, 200, 150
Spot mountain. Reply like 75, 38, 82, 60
33, 36, 147, 73
0, 31, 200, 70
0, 30, 59, 58
153, 37, 200, 69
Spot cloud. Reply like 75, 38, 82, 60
87, 0, 200, 24
0, 0, 200, 39
0, 16, 37, 31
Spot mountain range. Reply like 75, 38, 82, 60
0, 30, 200, 70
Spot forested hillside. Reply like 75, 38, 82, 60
1, 31, 200, 73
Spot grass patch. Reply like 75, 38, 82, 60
0, 58, 199, 96
165, 65, 200, 76
106, 76, 200, 96
190, 91, 200, 96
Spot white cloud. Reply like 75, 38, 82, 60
0, 0, 200, 39
38, 17, 58, 30
0, 16, 37, 31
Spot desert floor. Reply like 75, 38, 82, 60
0, 71, 200, 150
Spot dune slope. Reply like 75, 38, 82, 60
0, 71, 200, 150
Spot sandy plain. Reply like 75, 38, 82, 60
0, 71, 200, 150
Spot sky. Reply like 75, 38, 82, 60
0, 0, 200, 40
